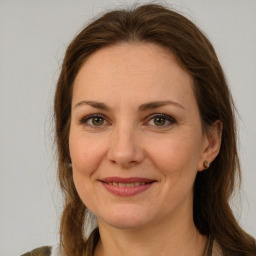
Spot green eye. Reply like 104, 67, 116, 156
147, 114, 176, 128
80, 114, 107, 127
153, 117, 166, 126
91, 116, 105, 126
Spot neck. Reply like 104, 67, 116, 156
94, 209, 207, 256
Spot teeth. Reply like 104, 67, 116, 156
126, 183, 134, 187
106, 182, 148, 187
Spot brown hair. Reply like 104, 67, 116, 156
54, 3, 256, 256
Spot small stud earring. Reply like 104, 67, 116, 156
203, 160, 210, 169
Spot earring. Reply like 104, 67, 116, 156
203, 160, 210, 169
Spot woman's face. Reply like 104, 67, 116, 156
69, 43, 213, 230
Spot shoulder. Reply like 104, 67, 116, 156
20, 246, 56, 256
20, 246, 51, 256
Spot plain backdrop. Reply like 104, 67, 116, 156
0, 0, 255, 255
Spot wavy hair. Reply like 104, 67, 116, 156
54, 3, 256, 256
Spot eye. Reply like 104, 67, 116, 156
79, 114, 108, 127
152, 116, 166, 126
147, 114, 176, 127
90, 116, 105, 126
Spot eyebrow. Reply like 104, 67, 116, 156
74, 100, 184, 111
138, 100, 184, 111
74, 100, 110, 110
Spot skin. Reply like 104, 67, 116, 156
69, 43, 222, 256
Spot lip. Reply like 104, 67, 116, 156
99, 176, 156, 196
101, 177, 155, 183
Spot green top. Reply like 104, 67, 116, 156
20, 246, 51, 256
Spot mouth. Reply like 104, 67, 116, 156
99, 177, 156, 196
102, 181, 152, 187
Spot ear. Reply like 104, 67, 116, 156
198, 121, 222, 172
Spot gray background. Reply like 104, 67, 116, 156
0, 0, 255, 255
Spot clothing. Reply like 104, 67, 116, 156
21, 237, 223, 256
20, 246, 52, 256
203, 236, 223, 256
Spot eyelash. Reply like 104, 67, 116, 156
79, 113, 108, 128
146, 113, 176, 128
79, 113, 176, 129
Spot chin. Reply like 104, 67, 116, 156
104, 217, 148, 230
97, 206, 153, 230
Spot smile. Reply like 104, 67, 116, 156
99, 177, 156, 196
103, 181, 149, 187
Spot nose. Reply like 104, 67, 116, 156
107, 125, 145, 168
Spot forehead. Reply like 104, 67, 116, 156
72, 43, 195, 108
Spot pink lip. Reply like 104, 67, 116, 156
99, 177, 156, 197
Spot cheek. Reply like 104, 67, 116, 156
144, 136, 199, 216
69, 135, 106, 209
148, 135, 201, 175
69, 133, 107, 175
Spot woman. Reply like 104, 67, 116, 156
22, 3, 256, 256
